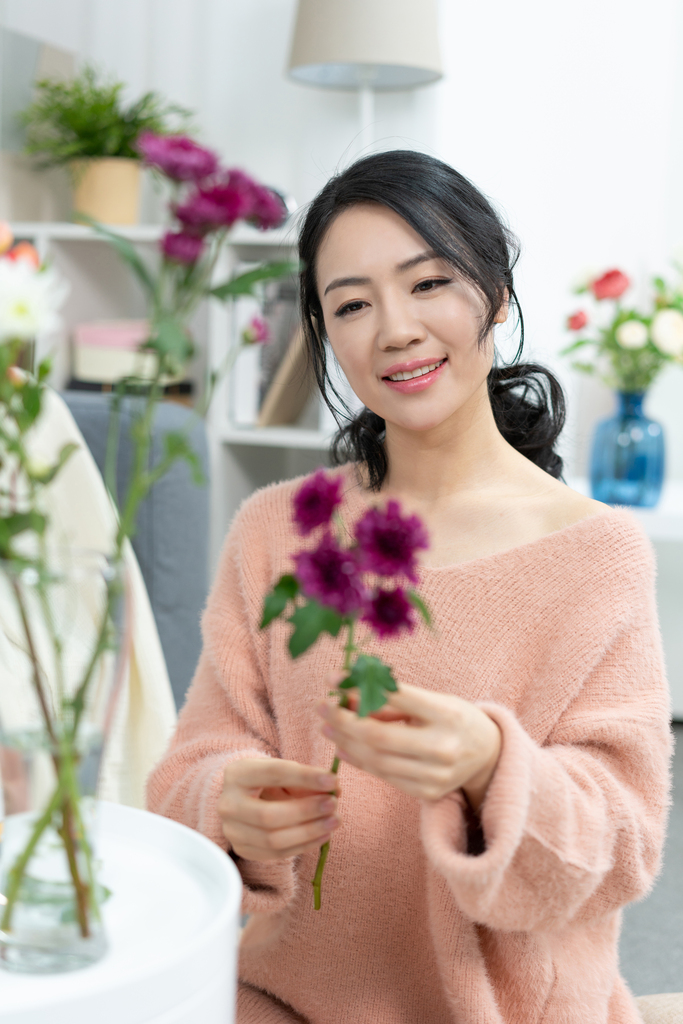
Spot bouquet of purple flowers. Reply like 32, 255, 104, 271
261, 470, 431, 908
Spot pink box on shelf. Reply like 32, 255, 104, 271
73, 320, 150, 351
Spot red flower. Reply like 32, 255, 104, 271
293, 469, 343, 536
590, 269, 630, 301
293, 534, 365, 616
354, 500, 429, 583
567, 310, 588, 331
362, 586, 415, 639
161, 231, 204, 264
138, 132, 218, 183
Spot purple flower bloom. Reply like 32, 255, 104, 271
241, 315, 270, 345
249, 186, 287, 231
293, 534, 365, 616
293, 469, 343, 536
362, 586, 415, 639
354, 500, 429, 583
161, 230, 204, 264
175, 169, 257, 235
137, 131, 218, 182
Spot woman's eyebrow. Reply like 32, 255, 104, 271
395, 250, 440, 273
324, 275, 370, 296
323, 251, 440, 297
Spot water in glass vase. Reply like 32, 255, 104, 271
0, 550, 127, 973
590, 392, 665, 507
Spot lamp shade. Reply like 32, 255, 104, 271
287, 0, 443, 91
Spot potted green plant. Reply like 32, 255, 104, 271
19, 66, 188, 225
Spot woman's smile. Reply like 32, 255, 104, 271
382, 356, 448, 393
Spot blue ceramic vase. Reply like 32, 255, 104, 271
590, 392, 665, 507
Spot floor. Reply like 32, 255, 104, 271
620, 723, 683, 995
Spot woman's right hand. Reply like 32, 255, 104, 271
218, 758, 341, 861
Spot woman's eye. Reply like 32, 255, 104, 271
414, 278, 451, 293
335, 300, 366, 317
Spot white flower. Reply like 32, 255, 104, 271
651, 308, 683, 357
0, 259, 69, 341
615, 319, 648, 349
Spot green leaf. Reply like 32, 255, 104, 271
210, 260, 299, 301
28, 442, 79, 485
260, 573, 299, 629
338, 654, 398, 717
162, 431, 204, 485
407, 590, 431, 627
145, 315, 193, 373
0, 511, 47, 553
559, 338, 592, 356
287, 600, 342, 658
75, 214, 156, 297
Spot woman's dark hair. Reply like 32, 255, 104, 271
298, 150, 566, 489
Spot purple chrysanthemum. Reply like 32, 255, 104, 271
161, 230, 204, 264
293, 469, 343, 536
138, 132, 218, 183
362, 586, 415, 639
293, 534, 365, 616
249, 185, 287, 230
354, 500, 429, 583
175, 169, 258, 235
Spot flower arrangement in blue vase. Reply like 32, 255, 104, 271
563, 268, 683, 506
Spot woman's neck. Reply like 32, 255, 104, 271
381, 381, 516, 506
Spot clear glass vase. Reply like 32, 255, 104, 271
589, 392, 665, 507
0, 549, 127, 974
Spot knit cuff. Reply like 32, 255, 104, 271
420, 702, 535, 924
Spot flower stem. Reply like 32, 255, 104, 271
311, 621, 356, 909
0, 780, 63, 932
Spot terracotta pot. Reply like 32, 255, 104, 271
70, 158, 141, 225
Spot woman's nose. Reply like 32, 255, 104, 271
376, 298, 427, 351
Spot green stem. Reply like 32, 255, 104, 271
311, 621, 356, 910
0, 780, 63, 932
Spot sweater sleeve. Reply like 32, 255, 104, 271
146, 501, 297, 915
420, 545, 672, 934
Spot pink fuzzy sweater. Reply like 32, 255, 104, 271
147, 468, 672, 1024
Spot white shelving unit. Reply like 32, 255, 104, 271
10, 220, 333, 570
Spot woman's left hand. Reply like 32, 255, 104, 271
316, 680, 501, 810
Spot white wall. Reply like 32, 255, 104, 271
2, 0, 683, 478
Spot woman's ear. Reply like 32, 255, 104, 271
493, 288, 510, 324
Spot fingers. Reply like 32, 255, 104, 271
226, 757, 338, 794
319, 703, 454, 764
385, 681, 464, 721
233, 791, 338, 830
221, 801, 340, 860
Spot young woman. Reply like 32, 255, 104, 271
147, 151, 671, 1024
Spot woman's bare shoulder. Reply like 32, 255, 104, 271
542, 477, 609, 533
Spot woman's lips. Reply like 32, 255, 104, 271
382, 358, 447, 394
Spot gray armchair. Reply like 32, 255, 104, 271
61, 390, 210, 710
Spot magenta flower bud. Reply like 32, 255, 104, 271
293, 469, 344, 536
362, 586, 415, 639
293, 534, 365, 616
354, 500, 429, 583
161, 230, 205, 264
241, 315, 270, 346
137, 131, 218, 182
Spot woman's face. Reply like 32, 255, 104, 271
316, 203, 505, 435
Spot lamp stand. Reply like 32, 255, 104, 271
358, 83, 376, 154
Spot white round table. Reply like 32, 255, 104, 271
0, 802, 243, 1024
